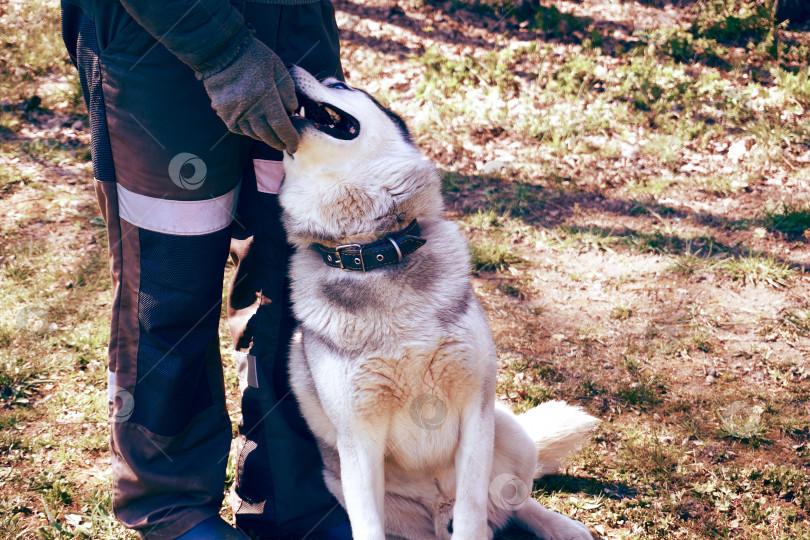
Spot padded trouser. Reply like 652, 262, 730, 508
62, 1, 347, 538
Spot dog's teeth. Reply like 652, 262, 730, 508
327, 107, 341, 123
300, 105, 305, 118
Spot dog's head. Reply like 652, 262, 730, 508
280, 66, 442, 248
286, 66, 412, 163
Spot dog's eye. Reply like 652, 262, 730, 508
328, 82, 349, 90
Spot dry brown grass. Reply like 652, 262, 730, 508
1, 0, 809, 538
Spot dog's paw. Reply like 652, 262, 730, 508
541, 514, 593, 540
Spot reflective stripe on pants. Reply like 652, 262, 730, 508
63, 1, 347, 537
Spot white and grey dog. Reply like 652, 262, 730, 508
279, 66, 599, 540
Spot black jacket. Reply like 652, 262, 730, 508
62, 0, 252, 75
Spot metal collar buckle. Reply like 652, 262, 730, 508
387, 237, 403, 262
335, 243, 364, 271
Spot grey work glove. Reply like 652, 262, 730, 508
202, 38, 300, 152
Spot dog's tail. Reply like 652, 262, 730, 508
514, 401, 599, 478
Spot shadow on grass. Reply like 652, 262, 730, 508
491, 474, 630, 539
334, 0, 640, 59
336, 0, 809, 73
537, 473, 638, 500
442, 170, 808, 271
630, 0, 699, 7
492, 475, 633, 539
334, 0, 513, 54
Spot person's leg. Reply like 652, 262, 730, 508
227, 1, 348, 537
63, 5, 252, 538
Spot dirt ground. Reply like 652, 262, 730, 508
1, 0, 809, 538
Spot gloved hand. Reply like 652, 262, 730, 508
202, 38, 300, 152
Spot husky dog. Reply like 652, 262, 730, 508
279, 66, 598, 540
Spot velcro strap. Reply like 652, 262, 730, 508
312, 220, 426, 272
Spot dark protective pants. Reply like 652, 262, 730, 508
61, 1, 348, 538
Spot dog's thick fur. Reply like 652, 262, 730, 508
280, 66, 598, 540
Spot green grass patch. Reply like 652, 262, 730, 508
635, 27, 730, 65
447, 0, 598, 43
634, 0, 799, 68
466, 209, 502, 231
30, 472, 76, 509
759, 465, 810, 512
0, 0, 82, 111
692, 0, 777, 44
763, 202, 810, 237
616, 374, 667, 409
532, 5, 592, 39
469, 240, 523, 273
745, 110, 810, 164
774, 67, 810, 107
20, 137, 90, 166
641, 134, 683, 165
669, 252, 712, 276
610, 304, 633, 321
717, 254, 797, 287
553, 226, 621, 254
0, 357, 53, 407
0, 162, 38, 195
415, 44, 523, 98
2, 238, 49, 282
620, 432, 684, 484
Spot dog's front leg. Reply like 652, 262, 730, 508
451, 396, 495, 539
336, 428, 387, 540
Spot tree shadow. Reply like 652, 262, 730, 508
335, 0, 808, 73
492, 474, 632, 539
334, 0, 522, 53
334, 0, 638, 56
339, 27, 416, 59
536, 473, 638, 500
441, 170, 808, 271
630, 0, 698, 7
335, 0, 668, 60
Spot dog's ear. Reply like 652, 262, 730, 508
379, 105, 411, 143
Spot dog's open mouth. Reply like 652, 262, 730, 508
291, 92, 360, 140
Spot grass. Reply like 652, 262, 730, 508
763, 202, 810, 237
609, 304, 633, 321
469, 239, 524, 273
694, 174, 752, 195
4, 0, 810, 538
717, 254, 797, 287
774, 67, 810, 107
415, 44, 522, 98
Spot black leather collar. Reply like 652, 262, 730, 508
312, 220, 426, 272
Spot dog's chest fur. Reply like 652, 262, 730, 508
291, 219, 494, 472
355, 341, 478, 468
